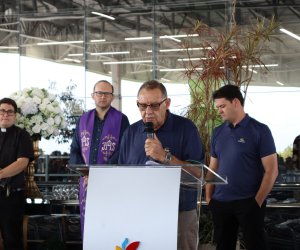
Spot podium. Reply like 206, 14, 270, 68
68, 164, 226, 250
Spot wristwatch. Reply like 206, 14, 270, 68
164, 147, 172, 164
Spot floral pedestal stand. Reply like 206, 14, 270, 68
25, 140, 42, 199
10, 87, 67, 199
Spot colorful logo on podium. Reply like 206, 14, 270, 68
116, 238, 140, 250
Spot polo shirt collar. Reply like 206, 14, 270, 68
225, 113, 250, 128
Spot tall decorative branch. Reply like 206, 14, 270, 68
181, 13, 278, 163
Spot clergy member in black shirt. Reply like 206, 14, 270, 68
0, 97, 34, 250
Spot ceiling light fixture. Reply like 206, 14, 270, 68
276, 81, 284, 86
125, 37, 152, 41
159, 64, 277, 72
160, 35, 181, 43
249, 69, 258, 74
159, 68, 185, 72
63, 58, 81, 63
280, 28, 300, 42
159, 48, 204, 52
91, 11, 115, 20
91, 51, 130, 56
37, 41, 83, 45
167, 34, 199, 38
159, 68, 203, 72
147, 48, 209, 53
103, 60, 152, 65
68, 53, 84, 57
0, 27, 19, 33
124, 34, 199, 41
178, 57, 206, 61
243, 64, 279, 68
0, 46, 18, 49
90, 39, 106, 42
160, 78, 171, 82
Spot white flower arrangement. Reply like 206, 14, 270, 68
10, 87, 67, 140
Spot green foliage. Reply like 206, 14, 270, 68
184, 79, 222, 164
278, 145, 293, 160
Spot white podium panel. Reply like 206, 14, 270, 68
84, 167, 181, 250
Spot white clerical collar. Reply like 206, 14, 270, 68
1, 128, 6, 132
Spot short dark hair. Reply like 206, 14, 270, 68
212, 84, 244, 106
137, 80, 168, 98
0, 97, 18, 112
93, 80, 114, 94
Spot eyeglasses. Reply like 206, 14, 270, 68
0, 109, 16, 116
93, 91, 113, 97
137, 98, 167, 111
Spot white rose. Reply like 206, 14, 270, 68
22, 88, 30, 97
41, 122, 49, 130
32, 88, 44, 99
53, 129, 60, 136
39, 103, 47, 112
54, 115, 62, 125
31, 115, 43, 124
21, 100, 38, 115
46, 104, 54, 113
46, 117, 55, 126
46, 127, 54, 135
48, 93, 56, 101
42, 98, 50, 105
55, 106, 63, 114
32, 96, 42, 105
32, 124, 41, 134
17, 96, 26, 107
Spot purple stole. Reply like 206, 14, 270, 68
78, 107, 122, 237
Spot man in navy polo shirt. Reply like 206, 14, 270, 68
205, 85, 278, 250
118, 80, 204, 250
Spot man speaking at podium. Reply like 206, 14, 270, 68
118, 80, 204, 250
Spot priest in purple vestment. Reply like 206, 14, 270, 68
69, 80, 130, 237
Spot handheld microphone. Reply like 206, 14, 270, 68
144, 122, 155, 163
144, 122, 154, 138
